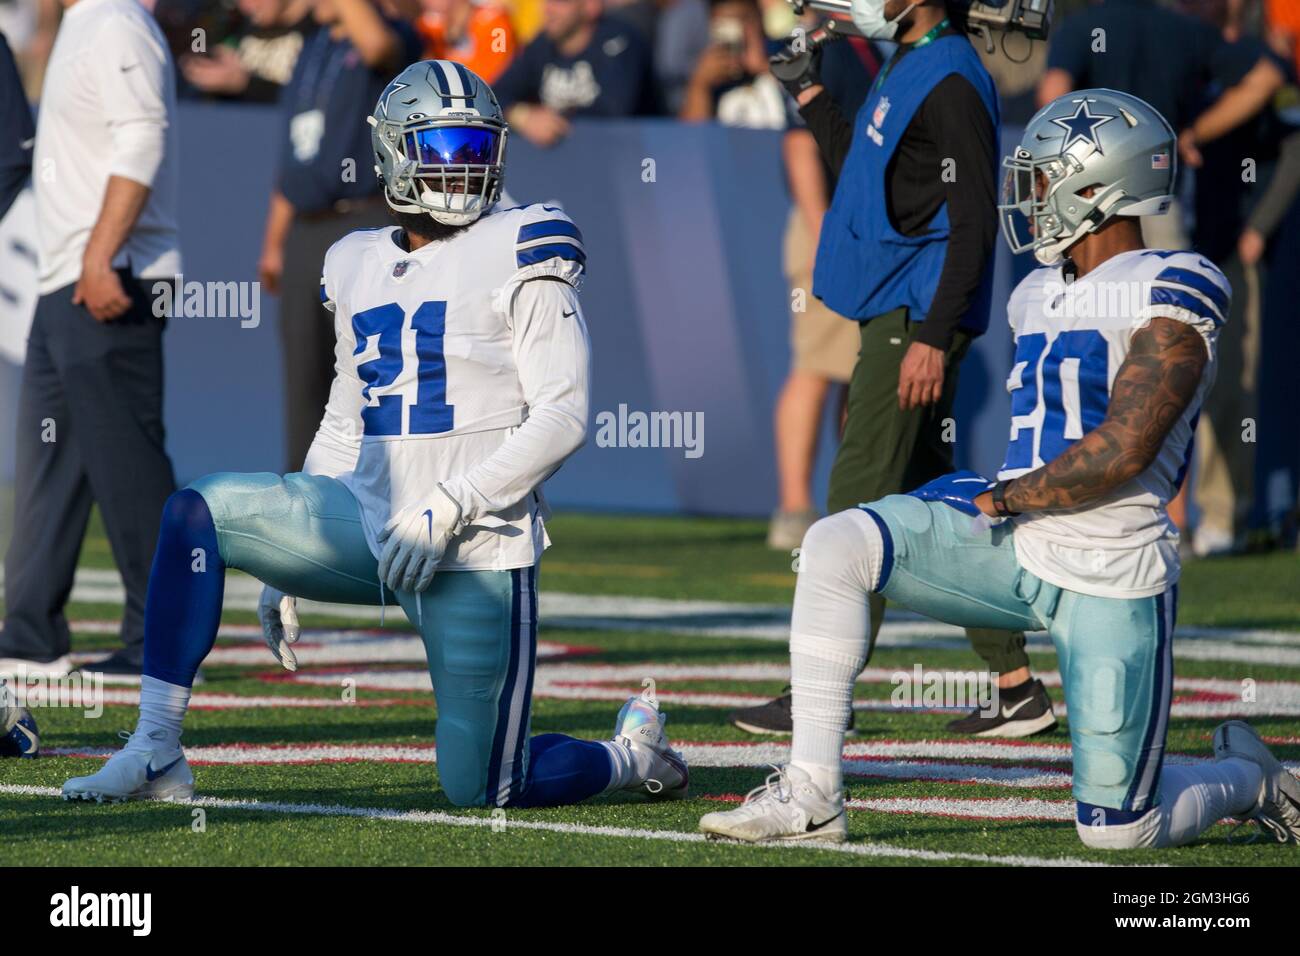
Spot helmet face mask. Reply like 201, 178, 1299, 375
998, 89, 1177, 266
370, 61, 508, 228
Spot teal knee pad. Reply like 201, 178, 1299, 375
1068, 655, 1140, 808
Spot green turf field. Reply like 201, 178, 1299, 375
1, 511, 1298, 866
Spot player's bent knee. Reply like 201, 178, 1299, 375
433, 718, 491, 807
1074, 804, 1164, 849
798, 509, 885, 594
161, 488, 216, 538
442, 775, 487, 808
185, 471, 286, 523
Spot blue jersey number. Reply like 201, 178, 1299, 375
1001, 329, 1109, 472
351, 301, 455, 437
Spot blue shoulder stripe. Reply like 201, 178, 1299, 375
1149, 286, 1224, 326
1154, 266, 1229, 316
318, 280, 329, 303
517, 219, 584, 245
517, 243, 586, 268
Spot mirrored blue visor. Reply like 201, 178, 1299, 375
405, 127, 500, 167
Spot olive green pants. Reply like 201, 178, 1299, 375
826, 308, 1029, 674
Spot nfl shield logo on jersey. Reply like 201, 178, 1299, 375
392, 260, 412, 278
873, 96, 891, 129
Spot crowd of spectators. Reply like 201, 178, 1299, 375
4, 0, 1297, 142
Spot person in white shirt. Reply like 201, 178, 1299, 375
0, 0, 179, 680
62, 60, 691, 811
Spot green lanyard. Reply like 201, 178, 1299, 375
871, 18, 950, 95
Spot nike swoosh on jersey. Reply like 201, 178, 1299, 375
145, 756, 182, 781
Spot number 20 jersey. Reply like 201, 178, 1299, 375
316, 202, 588, 571
997, 249, 1229, 599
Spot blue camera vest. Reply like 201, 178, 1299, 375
812, 33, 1000, 332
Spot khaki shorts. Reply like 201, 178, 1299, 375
783, 207, 859, 383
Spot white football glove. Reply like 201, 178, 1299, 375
377, 485, 463, 593
258, 585, 301, 671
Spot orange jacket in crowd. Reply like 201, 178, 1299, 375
417, 2, 519, 84
1266, 0, 1300, 80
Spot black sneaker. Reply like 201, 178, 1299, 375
945, 678, 1057, 737
730, 686, 855, 736
78, 653, 206, 686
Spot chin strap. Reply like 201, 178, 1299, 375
1036, 190, 1128, 266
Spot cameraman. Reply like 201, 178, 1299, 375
758, 0, 1053, 736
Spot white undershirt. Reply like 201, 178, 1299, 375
33, 0, 181, 294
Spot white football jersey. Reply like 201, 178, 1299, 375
998, 249, 1229, 598
305, 202, 590, 572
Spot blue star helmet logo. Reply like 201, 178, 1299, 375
1050, 100, 1116, 153
379, 80, 410, 117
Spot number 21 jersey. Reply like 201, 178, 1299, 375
313, 202, 589, 571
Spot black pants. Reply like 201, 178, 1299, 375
279, 204, 387, 472
1, 274, 176, 664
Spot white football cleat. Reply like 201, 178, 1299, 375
699, 764, 846, 843
1212, 720, 1300, 844
611, 692, 689, 799
62, 729, 194, 804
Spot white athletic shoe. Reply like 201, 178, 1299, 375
1212, 720, 1300, 844
62, 729, 194, 804
0, 655, 72, 680
699, 764, 846, 843
611, 692, 689, 799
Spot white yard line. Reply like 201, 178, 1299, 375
0, 783, 1128, 867
45, 564, 1300, 665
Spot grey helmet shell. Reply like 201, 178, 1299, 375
368, 60, 508, 227
999, 88, 1176, 266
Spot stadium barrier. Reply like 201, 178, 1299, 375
1, 104, 1296, 521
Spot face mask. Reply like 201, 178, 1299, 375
849, 0, 918, 39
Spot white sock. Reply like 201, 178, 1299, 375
600, 740, 637, 792
790, 632, 865, 797
1076, 760, 1264, 849
135, 675, 190, 752
786, 511, 881, 798
785, 515, 878, 801
1152, 759, 1263, 846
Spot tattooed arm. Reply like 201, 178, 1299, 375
976, 317, 1208, 516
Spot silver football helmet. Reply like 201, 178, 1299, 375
999, 89, 1176, 266
368, 60, 508, 227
